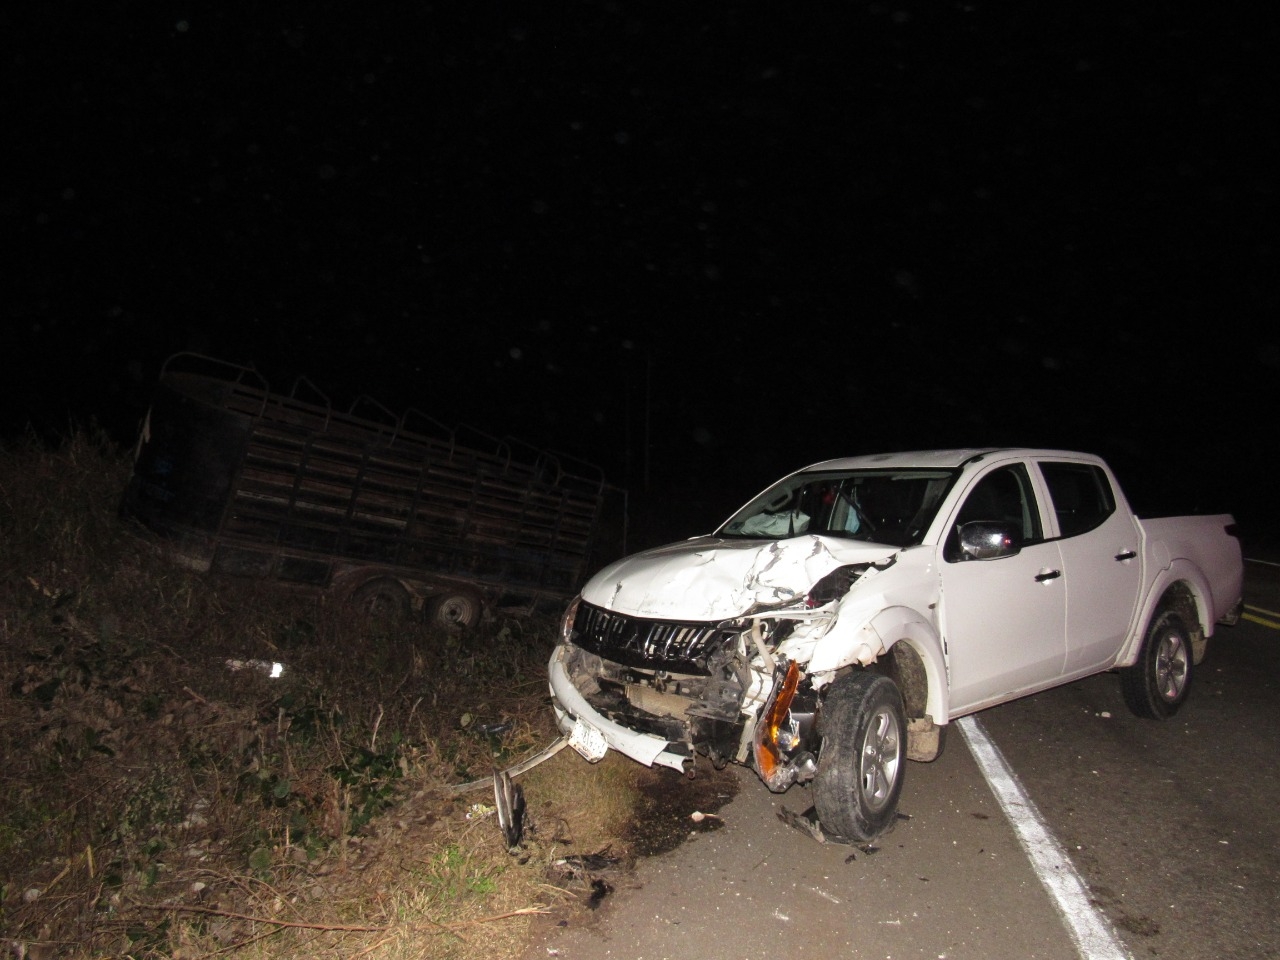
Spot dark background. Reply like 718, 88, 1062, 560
5, 3, 1276, 544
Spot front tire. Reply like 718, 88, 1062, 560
813, 673, 907, 843
1122, 609, 1193, 719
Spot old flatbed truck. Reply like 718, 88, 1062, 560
121, 353, 617, 628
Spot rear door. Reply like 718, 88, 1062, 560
1036, 459, 1142, 676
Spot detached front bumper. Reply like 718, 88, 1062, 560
547, 644, 693, 774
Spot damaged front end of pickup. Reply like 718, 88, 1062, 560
548, 554, 894, 795
551, 599, 821, 788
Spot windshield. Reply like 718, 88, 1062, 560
717, 468, 959, 546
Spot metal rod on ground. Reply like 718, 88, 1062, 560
449, 736, 571, 794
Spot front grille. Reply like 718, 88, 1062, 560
571, 601, 738, 674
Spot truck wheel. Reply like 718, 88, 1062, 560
813, 673, 907, 843
1122, 608, 1192, 719
350, 578, 412, 622
429, 591, 483, 631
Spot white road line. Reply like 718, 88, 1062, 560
956, 716, 1131, 960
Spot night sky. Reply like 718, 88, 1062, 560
6, 3, 1277, 542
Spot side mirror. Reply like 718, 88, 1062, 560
958, 521, 1021, 560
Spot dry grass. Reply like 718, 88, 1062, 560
0, 429, 649, 959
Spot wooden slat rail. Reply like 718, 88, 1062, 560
152, 357, 610, 602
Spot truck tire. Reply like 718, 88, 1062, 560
813, 672, 907, 843
428, 591, 483, 631
1122, 608, 1192, 719
350, 578, 412, 622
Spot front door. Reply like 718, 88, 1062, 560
939, 464, 1068, 714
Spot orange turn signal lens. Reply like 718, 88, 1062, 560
753, 659, 800, 789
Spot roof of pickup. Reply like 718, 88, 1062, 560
802, 448, 1106, 471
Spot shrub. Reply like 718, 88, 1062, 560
0, 429, 651, 960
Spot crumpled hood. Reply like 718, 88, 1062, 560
580, 534, 897, 621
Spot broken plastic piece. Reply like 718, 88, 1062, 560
225, 658, 285, 678
552, 851, 622, 876
465, 802, 494, 820
777, 805, 826, 844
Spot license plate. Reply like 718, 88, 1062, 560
568, 717, 608, 762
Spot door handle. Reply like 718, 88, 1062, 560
1034, 569, 1062, 583
1114, 550, 1137, 561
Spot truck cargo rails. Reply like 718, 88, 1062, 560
121, 352, 621, 629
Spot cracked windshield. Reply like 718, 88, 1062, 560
720, 470, 957, 547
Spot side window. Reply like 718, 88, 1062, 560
945, 464, 1043, 561
1039, 462, 1116, 538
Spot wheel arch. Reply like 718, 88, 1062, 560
866, 606, 950, 727
1122, 565, 1213, 668
331, 566, 417, 602
326, 570, 417, 624
807, 607, 948, 764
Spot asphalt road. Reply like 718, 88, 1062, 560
523, 557, 1280, 960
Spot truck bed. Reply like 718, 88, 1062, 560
121, 353, 615, 614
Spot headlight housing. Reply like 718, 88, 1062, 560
559, 594, 582, 645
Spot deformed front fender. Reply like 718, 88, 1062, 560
808, 604, 949, 725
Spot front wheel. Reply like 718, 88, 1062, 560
813, 673, 907, 843
1122, 608, 1193, 719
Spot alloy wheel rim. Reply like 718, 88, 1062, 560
1155, 631, 1189, 701
860, 707, 902, 812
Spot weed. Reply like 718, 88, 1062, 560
0, 429, 646, 960
422, 843, 503, 903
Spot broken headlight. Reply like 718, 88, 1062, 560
560, 594, 582, 645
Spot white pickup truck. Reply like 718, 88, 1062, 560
548, 448, 1244, 842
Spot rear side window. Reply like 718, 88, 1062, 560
1040, 462, 1116, 538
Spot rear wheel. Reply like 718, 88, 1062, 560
350, 577, 412, 622
428, 590, 483, 631
1122, 608, 1192, 719
813, 673, 906, 843
348, 578, 412, 624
